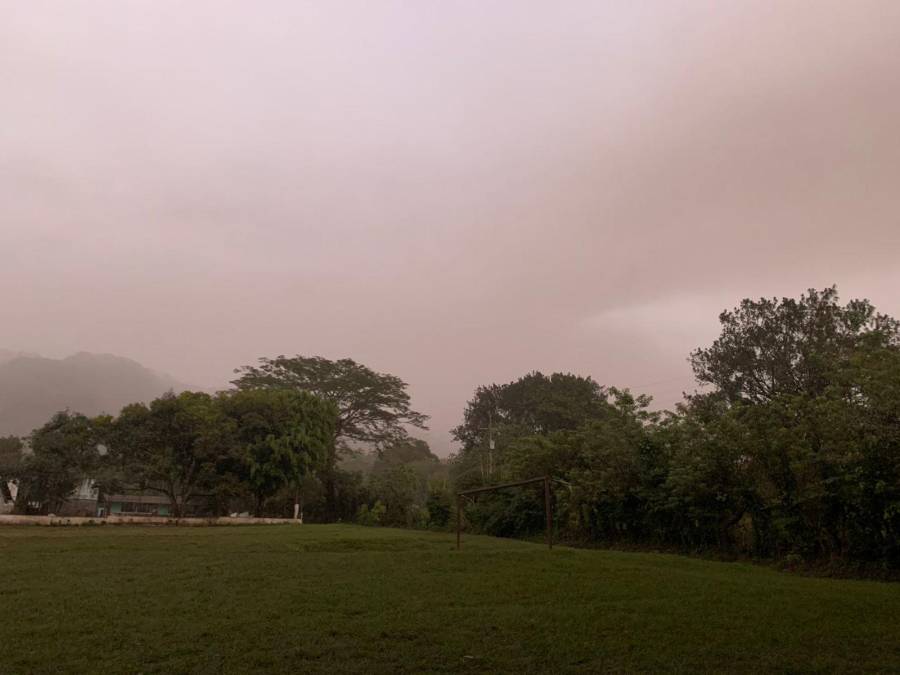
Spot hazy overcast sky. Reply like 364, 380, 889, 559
3, 1, 899, 453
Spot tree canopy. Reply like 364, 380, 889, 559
0, 435, 23, 481
232, 355, 429, 519
448, 288, 900, 570
18, 412, 101, 514
232, 356, 428, 448
218, 388, 337, 516
108, 391, 231, 517
690, 286, 900, 404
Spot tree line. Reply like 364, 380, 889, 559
0, 357, 430, 521
1, 286, 898, 568
450, 288, 900, 569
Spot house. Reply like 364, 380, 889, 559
103, 493, 172, 517
100, 491, 214, 518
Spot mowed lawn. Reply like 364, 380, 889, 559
1, 525, 898, 674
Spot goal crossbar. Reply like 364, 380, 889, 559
456, 476, 553, 550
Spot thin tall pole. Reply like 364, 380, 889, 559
456, 495, 461, 550
544, 476, 552, 550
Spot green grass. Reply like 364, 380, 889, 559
1, 525, 898, 673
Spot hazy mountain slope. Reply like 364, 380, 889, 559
0, 349, 37, 366
0, 352, 187, 436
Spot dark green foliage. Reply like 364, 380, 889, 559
451, 371, 611, 489
452, 371, 609, 449
231, 355, 428, 518
107, 392, 233, 517
17, 412, 101, 513
368, 465, 422, 527
232, 355, 428, 446
425, 481, 452, 528
372, 437, 439, 471
452, 288, 900, 569
0, 435, 23, 483
354, 438, 447, 528
690, 286, 899, 404
218, 389, 337, 516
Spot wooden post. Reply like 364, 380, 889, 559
456, 495, 461, 550
456, 477, 554, 552
544, 476, 552, 550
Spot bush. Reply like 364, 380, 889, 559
356, 500, 386, 527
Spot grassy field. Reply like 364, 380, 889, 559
1, 525, 898, 674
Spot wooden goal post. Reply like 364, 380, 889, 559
456, 476, 553, 550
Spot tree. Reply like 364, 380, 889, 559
109, 392, 231, 518
425, 480, 452, 528
368, 464, 421, 527
372, 437, 440, 476
0, 435, 23, 478
232, 355, 428, 518
452, 371, 612, 485
18, 412, 101, 514
690, 287, 899, 405
219, 389, 336, 517
686, 286, 900, 563
453, 372, 609, 447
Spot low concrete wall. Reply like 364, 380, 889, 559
0, 514, 300, 527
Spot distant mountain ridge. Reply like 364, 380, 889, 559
0, 351, 188, 436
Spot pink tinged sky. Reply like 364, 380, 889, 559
2, 1, 900, 453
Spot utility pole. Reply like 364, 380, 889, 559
480, 411, 495, 481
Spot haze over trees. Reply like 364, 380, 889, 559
2, 287, 898, 570
232, 355, 429, 518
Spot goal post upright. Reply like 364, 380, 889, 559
544, 475, 552, 550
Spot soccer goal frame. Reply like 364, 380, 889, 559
456, 476, 553, 550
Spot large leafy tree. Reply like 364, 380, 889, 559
232, 355, 428, 518
219, 389, 337, 517
453, 372, 610, 447
372, 437, 439, 474
685, 286, 900, 562
109, 391, 232, 518
18, 412, 101, 514
232, 356, 428, 446
452, 371, 612, 485
690, 286, 900, 404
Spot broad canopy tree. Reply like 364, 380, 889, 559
232, 356, 428, 447
453, 372, 612, 448
108, 392, 231, 518
452, 371, 614, 486
232, 355, 428, 518
690, 286, 900, 405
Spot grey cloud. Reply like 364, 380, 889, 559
2, 1, 899, 452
